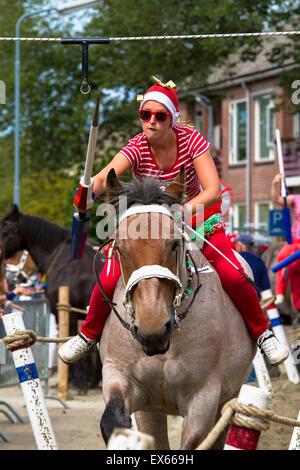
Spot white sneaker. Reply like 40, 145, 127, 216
58, 333, 97, 364
275, 294, 285, 306
257, 330, 289, 366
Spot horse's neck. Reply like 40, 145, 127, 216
21, 215, 67, 274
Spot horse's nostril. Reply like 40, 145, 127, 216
165, 319, 172, 332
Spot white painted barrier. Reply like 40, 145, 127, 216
252, 349, 273, 393
265, 302, 299, 384
289, 411, 300, 450
107, 428, 155, 450
2, 311, 58, 450
224, 385, 272, 450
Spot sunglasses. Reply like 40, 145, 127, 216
139, 109, 172, 122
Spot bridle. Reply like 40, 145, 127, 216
93, 204, 202, 338
4, 250, 32, 281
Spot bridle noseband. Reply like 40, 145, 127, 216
93, 204, 202, 338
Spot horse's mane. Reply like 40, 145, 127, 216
109, 177, 181, 211
21, 214, 70, 249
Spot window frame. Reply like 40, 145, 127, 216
253, 91, 275, 162
229, 99, 248, 165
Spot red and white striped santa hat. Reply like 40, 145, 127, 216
138, 76, 180, 124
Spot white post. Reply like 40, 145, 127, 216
265, 302, 300, 384
224, 385, 272, 450
2, 312, 58, 450
289, 411, 300, 450
252, 349, 273, 393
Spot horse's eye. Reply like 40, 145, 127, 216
171, 241, 178, 252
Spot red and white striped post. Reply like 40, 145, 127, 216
224, 385, 272, 450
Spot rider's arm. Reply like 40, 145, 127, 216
271, 173, 293, 207
92, 152, 131, 199
185, 150, 222, 216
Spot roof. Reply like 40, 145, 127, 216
191, 33, 298, 93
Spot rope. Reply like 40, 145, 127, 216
56, 303, 88, 315
196, 398, 300, 450
1, 30, 300, 42
293, 324, 300, 341
0, 330, 73, 350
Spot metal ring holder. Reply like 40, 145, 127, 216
61, 38, 110, 94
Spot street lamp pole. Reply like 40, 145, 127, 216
13, 1, 101, 207
14, 9, 56, 206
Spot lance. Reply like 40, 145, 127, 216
70, 95, 100, 259
275, 128, 293, 244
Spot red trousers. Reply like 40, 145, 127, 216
275, 239, 300, 309
81, 230, 268, 340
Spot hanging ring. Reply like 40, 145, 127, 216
80, 83, 91, 95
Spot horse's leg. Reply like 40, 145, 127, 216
180, 384, 221, 450
100, 393, 132, 445
134, 411, 170, 450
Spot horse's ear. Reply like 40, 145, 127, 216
1, 204, 20, 224
166, 165, 185, 202
106, 168, 122, 203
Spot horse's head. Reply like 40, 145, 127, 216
106, 169, 185, 356
0, 204, 24, 260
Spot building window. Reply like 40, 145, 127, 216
255, 201, 273, 236
229, 101, 247, 164
232, 203, 247, 231
254, 95, 275, 161
195, 103, 203, 133
293, 113, 300, 138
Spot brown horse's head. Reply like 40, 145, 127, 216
106, 169, 185, 356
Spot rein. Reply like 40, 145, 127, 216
93, 205, 202, 337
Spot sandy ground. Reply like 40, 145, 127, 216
0, 326, 299, 451
0, 372, 299, 451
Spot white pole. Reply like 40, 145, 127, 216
224, 385, 272, 450
252, 349, 273, 393
2, 312, 58, 450
289, 411, 300, 450
265, 302, 300, 384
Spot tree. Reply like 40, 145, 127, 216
0, 0, 289, 238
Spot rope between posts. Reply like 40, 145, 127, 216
1, 30, 300, 42
0, 330, 73, 350
196, 398, 300, 450
0, 302, 87, 349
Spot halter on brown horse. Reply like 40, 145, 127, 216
98, 169, 256, 450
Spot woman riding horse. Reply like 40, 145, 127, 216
59, 76, 288, 367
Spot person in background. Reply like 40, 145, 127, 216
234, 233, 271, 300
271, 173, 300, 308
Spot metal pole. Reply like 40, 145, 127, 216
14, 9, 55, 207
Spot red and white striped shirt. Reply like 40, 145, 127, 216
120, 124, 221, 220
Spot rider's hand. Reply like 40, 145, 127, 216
73, 187, 95, 213
13, 286, 29, 296
272, 173, 283, 184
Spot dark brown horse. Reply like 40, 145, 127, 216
0, 204, 105, 394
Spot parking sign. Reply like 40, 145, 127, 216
269, 210, 286, 236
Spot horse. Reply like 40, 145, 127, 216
4, 250, 38, 290
98, 169, 256, 450
0, 204, 105, 394
261, 242, 300, 324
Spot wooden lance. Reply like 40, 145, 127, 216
275, 129, 293, 244
70, 96, 100, 259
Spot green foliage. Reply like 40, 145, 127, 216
0, 0, 292, 233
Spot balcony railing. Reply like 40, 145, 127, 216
282, 139, 300, 177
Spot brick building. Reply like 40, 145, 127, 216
179, 39, 300, 240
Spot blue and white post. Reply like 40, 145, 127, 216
2, 311, 58, 450
261, 289, 299, 385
